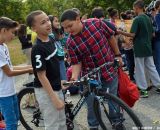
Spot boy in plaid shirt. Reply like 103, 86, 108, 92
61, 9, 125, 130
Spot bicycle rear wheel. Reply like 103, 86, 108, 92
94, 92, 143, 130
18, 87, 44, 130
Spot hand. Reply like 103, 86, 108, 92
116, 29, 123, 35
115, 57, 123, 67
61, 80, 70, 90
51, 92, 65, 110
55, 99, 65, 110
28, 68, 33, 74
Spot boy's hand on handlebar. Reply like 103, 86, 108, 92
115, 57, 123, 67
61, 80, 70, 90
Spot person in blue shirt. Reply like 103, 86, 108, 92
153, 0, 160, 76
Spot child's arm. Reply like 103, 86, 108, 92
13, 65, 32, 70
1, 64, 32, 77
37, 70, 65, 110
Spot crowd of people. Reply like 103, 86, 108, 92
0, 0, 160, 130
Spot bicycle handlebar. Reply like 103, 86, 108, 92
63, 80, 87, 87
81, 59, 119, 79
63, 59, 119, 87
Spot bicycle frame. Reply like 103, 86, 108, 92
66, 94, 87, 121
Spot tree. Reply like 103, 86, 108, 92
0, 0, 154, 22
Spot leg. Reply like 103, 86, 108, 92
144, 56, 160, 87
35, 88, 66, 130
134, 57, 148, 90
0, 95, 19, 130
153, 40, 160, 76
23, 48, 32, 65
86, 94, 99, 129
101, 76, 123, 123
125, 49, 135, 80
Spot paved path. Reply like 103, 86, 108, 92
15, 74, 160, 130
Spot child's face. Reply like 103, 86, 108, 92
61, 17, 82, 35
53, 17, 60, 29
32, 13, 52, 36
0, 28, 17, 43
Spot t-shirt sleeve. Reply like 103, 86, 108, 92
0, 50, 7, 68
100, 20, 115, 39
66, 39, 82, 65
31, 47, 46, 71
130, 18, 138, 34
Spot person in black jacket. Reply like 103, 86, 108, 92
18, 24, 32, 65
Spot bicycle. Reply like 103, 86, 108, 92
18, 60, 143, 130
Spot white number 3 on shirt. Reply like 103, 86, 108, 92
35, 55, 42, 68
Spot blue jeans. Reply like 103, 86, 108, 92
86, 76, 121, 128
153, 40, 160, 76
59, 60, 67, 80
0, 94, 19, 130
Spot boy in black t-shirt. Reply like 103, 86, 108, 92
26, 10, 67, 130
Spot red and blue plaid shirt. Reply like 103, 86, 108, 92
66, 18, 117, 81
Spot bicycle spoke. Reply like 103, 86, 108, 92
94, 94, 143, 130
18, 88, 44, 130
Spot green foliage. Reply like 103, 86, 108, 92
0, 0, 26, 22
0, 0, 154, 22
0, 0, 153, 66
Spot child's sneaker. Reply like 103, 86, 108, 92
146, 85, 154, 91
140, 90, 148, 98
155, 88, 160, 94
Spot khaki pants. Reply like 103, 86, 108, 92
22, 48, 32, 65
35, 88, 67, 130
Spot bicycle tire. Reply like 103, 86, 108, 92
93, 92, 143, 130
18, 87, 43, 130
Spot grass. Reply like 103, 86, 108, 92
8, 38, 27, 65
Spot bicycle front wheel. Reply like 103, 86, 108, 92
18, 87, 44, 130
94, 92, 143, 130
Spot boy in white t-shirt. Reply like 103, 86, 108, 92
0, 17, 32, 130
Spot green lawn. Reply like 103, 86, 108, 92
8, 38, 27, 65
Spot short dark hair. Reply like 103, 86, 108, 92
60, 9, 78, 23
155, 0, 160, 9
48, 15, 56, 31
0, 17, 18, 30
72, 8, 81, 16
26, 10, 44, 28
91, 7, 105, 19
133, 0, 145, 9
120, 12, 128, 20
107, 7, 118, 18
17, 24, 27, 37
